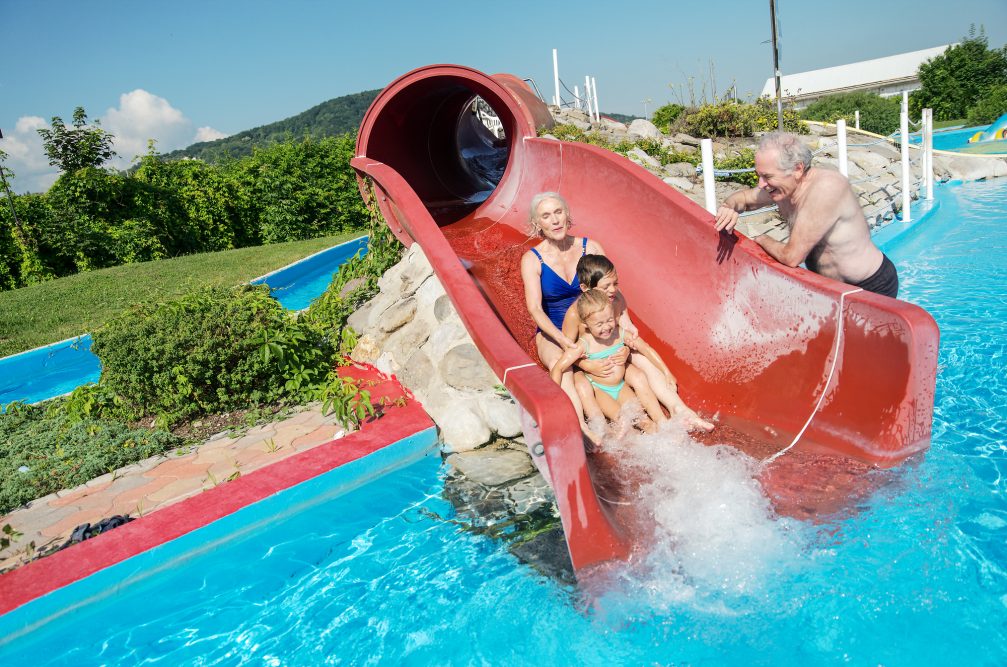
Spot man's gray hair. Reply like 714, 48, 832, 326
758, 131, 813, 172
528, 191, 571, 235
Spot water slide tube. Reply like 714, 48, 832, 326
969, 112, 1007, 143
353, 65, 940, 571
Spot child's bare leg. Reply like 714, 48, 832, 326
574, 372, 604, 422
538, 333, 601, 443
615, 385, 657, 434
630, 355, 713, 431
625, 365, 668, 423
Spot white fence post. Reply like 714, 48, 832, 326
854, 109, 860, 130
574, 85, 581, 110
837, 119, 848, 177
552, 49, 560, 107
592, 77, 600, 122
925, 108, 934, 201
584, 76, 593, 121
900, 105, 911, 223
701, 139, 717, 215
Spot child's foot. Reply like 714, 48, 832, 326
679, 408, 714, 432
635, 417, 658, 434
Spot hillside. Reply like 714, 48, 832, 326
163, 89, 381, 162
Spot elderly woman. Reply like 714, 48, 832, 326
520, 192, 620, 440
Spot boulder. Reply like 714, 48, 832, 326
664, 162, 696, 178
627, 147, 661, 169
376, 297, 416, 333
439, 343, 499, 391
477, 392, 522, 438
446, 444, 535, 486
663, 176, 694, 192
628, 118, 662, 141
437, 400, 492, 453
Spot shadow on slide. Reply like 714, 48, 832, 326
352, 65, 939, 571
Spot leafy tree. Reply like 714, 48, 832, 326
651, 103, 685, 133
910, 29, 1007, 120
966, 84, 1007, 126
801, 91, 902, 135
36, 107, 117, 173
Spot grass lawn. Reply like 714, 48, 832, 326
934, 118, 968, 129
0, 232, 364, 357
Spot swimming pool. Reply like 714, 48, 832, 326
0, 236, 368, 406
1, 180, 1005, 664
909, 124, 1007, 154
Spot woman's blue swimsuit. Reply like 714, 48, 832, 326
531, 237, 588, 331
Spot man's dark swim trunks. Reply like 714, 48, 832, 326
854, 253, 899, 298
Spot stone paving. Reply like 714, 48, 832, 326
0, 406, 348, 572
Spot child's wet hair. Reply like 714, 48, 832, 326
576, 254, 616, 288
575, 289, 611, 321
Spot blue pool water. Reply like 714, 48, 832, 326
0, 336, 101, 406
2, 181, 1006, 664
0, 236, 367, 406
251, 236, 368, 311
908, 124, 1007, 153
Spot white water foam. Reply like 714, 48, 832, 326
584, 407, 808, 620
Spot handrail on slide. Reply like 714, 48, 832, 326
352, 157, 630, 569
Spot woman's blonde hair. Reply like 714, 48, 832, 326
527, 192, 571, 236
575, 288, 610, 321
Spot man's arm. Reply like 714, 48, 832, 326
714, 187, 775, 233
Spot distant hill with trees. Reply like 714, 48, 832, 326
163, 89, 381, 163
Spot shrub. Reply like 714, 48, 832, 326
680, 100, 805, 137
0, 405, 181, 514
801, 92, 902, 136
966, 84, 1007, 126
91, 284, 331, 425
911, 31, 1007, 120
651, 103, 685, 133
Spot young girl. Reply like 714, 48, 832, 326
552, 289, 675, 432
563, 255, 714, 432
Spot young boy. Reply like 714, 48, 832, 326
562, 255, 714, 432
551, 289, 666, 432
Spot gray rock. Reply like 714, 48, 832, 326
383, 315, 435, 367
672, 132, 701, 147
664, 161, 696, 178
848, 149, 892, 174
663, 176, 694, 192
376, 297, 416, 333
446, 445, 535, 486
423, 320, 468, 363
628, 118, 662, 141
439, 343, 499, 391
945, 155, 1007, 181
437, 400, 491, 452
433, 294, 456, 322
627, 147, 660, 169
503, 474, 554, 514
477, 392, 522, 437
398, 349, 434, 396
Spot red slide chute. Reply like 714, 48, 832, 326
353, 65, 939, 571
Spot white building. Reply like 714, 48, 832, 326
761, 45, 951, 108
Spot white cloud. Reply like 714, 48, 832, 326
194, 126, 228, 143
1, 91, 229, 192
0, 116, 57, 193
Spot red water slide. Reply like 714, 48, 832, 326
353, 65, 939, 571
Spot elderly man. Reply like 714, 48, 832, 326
714, 131, 898, 298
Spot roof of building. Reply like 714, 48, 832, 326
761, 45, 952, 99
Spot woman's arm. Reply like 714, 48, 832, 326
521, 251, 576, 349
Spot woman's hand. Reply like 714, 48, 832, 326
579, 356, 615, 378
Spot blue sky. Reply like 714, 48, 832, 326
2, 0, 1005, 192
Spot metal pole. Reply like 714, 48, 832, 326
837, 119, 848, 177
925, 108, 934, 201
770, 0, 784, 130
701, 139, 717, 215
854, 109, 860, 130
574, 85, 581, 110
552, 49, 560, 106
900, 105, 911, 223
584, 76, 593, 121
588, 76, 596, 122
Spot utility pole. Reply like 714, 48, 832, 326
770, 0, 784, 130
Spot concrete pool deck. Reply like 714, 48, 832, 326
0, 364, 435, 596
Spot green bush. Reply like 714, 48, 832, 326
911, 32, 1007, 120
651, 103, 685, 133
0, 404, 181, 514
801, 92, 902, 136
966, 84, 1007, 126
91, 284, 331, 425
680, 100, 805, 137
